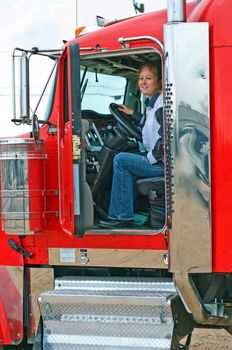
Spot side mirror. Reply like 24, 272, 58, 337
32, 114, 40, 143
19, 53, 30, 118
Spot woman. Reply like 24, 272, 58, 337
100, 61, 164, 228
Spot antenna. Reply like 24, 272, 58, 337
76, 0, 78, 28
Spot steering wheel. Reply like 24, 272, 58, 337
109, 103, 142, 142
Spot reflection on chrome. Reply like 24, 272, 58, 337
178, 102, 210, 207
164, 22, 211, 273
0, 139, 45, 235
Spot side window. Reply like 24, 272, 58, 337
81, 70, 126, 114
30, 55, 57, 122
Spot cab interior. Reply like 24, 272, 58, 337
79, 48, 166, 233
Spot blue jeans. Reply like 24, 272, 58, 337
108, 152, 164, 220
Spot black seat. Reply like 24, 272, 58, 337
136, 177, 165, 230
136, 177, 165, 199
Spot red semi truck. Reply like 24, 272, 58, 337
0, 0, 232, 349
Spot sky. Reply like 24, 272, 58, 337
0, 0, 167, 136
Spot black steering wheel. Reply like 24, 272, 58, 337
109, 103, 142, 142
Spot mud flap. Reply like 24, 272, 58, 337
0, 235, 24, 345
170, 296, 194, 349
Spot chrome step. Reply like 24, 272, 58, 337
38, 276, 177, 350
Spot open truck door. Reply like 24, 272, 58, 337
58, 42, 93, 237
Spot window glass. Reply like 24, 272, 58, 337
29, 56, 57, 121
81, 69, 126, 114
43, 66, 57, 121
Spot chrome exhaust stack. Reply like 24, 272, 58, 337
167, 0, 186, 22
165, 0, 232, 329
163, 0, 230, 328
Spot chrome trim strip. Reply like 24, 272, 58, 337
164, 23, 211, 273
167, 0, 186, 23
118, 36, 163, 51
49, 248, 168, 269
174, 272, 232, 326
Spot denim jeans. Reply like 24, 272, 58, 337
108, 152, 164, 220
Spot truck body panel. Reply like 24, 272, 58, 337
1, 1, 232, 348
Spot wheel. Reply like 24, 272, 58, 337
109, 103, 142, 142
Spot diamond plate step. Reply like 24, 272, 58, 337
38, 276, 177, 350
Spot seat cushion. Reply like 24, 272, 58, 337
136, 177, 165, 197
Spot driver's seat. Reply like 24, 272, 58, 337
136, 177, 165, 229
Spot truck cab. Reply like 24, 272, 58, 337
1, 1, 232, 349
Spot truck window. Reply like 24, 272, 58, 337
43, 67, 57, 121
30, 55, 58, 122
80, 69, 127, 114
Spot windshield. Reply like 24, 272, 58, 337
80, 69, 127, 114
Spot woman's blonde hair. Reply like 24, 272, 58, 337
138, 61, 162, 81
137, 60, 162, 90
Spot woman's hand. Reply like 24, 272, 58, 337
118, 104, 134, 116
